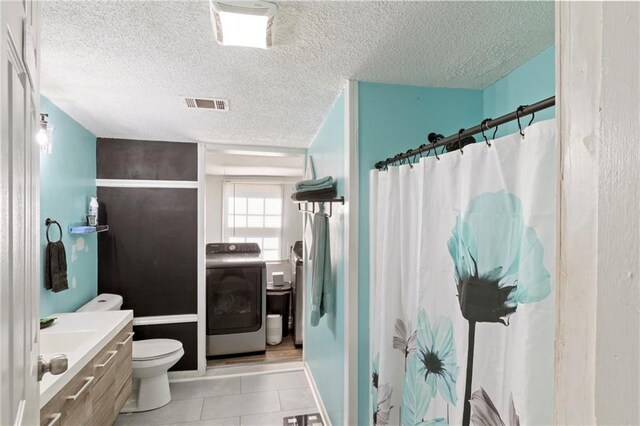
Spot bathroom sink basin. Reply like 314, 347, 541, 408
40, 330, 96, 355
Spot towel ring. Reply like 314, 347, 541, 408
45, 218, 63, 243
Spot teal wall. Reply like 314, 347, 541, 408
356, 82, 483, 424
40, 97, 98, 317
483, 45, 555, 138
305, 91, 345, 426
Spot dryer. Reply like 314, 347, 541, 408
290, 241, 304, 346
206, 243, 266, 356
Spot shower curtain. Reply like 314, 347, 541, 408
370, 120, 556, 426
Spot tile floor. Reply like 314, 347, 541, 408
115, 370, 320, 426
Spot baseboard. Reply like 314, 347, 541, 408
304, 362, 332, 426
167, 369, 200, 380
169, 361, 305, 382
204, 361, 305, 379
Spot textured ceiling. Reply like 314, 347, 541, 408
41, 1, 553, 148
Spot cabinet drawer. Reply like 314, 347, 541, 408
41, 397, 63, 426
92, 389, 116, 426
114, 374, 132, 416
40, 321, 133, 426
114, 340, 132, 392
91, 323, 133, 383
92, 360, 116, 405
61, 390, 92, 426
57, 364, 94, 426
41, 364, 93, 426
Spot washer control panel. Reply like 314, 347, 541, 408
206, 243, 261, 255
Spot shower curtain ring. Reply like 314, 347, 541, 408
432, 142, 440, 160
421, 142, 432, 159
527, 111, 536, 130
516, 105, 527, 138
406, 150, 414, 168
481, 118, 492, 147
458, 128, 465, 155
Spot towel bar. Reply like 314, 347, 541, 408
294, 197, 344, 218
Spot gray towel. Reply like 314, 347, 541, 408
310, 210, 333, 326
295, 176, 334, 192
45, 241, 68, 293
291, 187, 337, 202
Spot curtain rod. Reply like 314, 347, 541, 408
374, 96, 556, 170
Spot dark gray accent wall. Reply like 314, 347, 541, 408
97, 187, 197, 317
97, 138, 199, 371
97, 138, 197, 181
133, 322, 198, 371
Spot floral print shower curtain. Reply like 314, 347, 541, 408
369, 120, 556, 426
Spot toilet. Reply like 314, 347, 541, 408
77, 294, 184, 412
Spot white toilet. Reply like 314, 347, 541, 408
77, 294, 184, 412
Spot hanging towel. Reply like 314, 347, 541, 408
310, 210, 334, 326
45, 241, 69, 293
295, 176, 334, 192
291, 187, 337, 202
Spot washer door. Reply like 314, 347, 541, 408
206, 267, 262, 335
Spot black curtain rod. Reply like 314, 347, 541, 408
374, 96, 556, 170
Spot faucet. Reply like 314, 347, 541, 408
38, 354, 68, 381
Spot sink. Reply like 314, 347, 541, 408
40, 330, 97, 355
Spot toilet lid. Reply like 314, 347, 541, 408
133, 339, 183, 361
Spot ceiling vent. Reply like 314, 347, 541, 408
183, 97, 229, 112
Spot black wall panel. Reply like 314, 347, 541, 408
97, 139, 199, 372
97, 138, 197, 181
97, 187, 197, 317
133, 322, 198, 371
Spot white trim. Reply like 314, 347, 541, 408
369, 168, 378, 425
343, 79, 359, 425
305, 362, 332, 426
217, 175, 302, 184
301, 155, 310, 363
96, 179, 198, 189
167, 370, 200, 380
132, 314, 197, 326
197, 143, 207, 376
205, 142, 306, 157
202, 361, 305, 379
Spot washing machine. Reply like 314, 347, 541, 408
206, 243, 266, 356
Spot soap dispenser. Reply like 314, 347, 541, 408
88, 197, 98, 225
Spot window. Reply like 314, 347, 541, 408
223, 182, 283, 260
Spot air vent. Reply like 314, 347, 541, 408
183, 97, 229, 112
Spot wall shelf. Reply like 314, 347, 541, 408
68, 225, 109, 234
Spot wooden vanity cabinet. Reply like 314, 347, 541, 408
40, 322, 133, 426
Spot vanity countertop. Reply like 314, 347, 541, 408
39, 310, 133, 408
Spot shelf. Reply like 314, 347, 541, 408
68, 225, 109, 234
292, 196, 344, 204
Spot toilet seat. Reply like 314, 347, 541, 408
133, 339, 183, 361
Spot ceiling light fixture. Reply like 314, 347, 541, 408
209, 1, 277, 49
37, 113, 54, 154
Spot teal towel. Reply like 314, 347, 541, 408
310, 211, 334, 326
295, 176, 334, 192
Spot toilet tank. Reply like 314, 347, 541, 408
77, 294, 123, 312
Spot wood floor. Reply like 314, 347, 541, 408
207, 334, 302, 368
